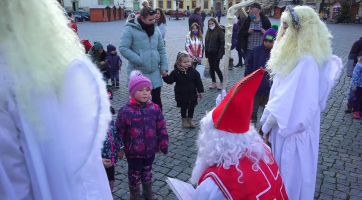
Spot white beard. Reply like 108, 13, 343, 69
190, 154, 212, 184
189, 111, 272, 185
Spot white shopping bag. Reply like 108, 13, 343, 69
196, 64, 205, 79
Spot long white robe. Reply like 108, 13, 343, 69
260, 55, 342, 200
0, 55, 113, 199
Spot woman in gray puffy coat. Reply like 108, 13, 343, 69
119, 1, 168, 111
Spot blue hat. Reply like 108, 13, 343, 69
107, 44, 116, 52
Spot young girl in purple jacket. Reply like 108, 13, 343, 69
116, 70, 168, 200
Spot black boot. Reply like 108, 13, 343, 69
345, 103, 352, 113
116, 82, 120, 88
228, 58, 234, 70
234, 63, 241, 67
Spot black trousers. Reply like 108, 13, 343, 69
208, 52, 223, 83
181, 107, 195, 118
151, 87, 162, 111
105, 165, 115, 181
353, 87, 362, 112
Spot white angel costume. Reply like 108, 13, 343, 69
0, 55, 113, 200
260, 55, 342, 199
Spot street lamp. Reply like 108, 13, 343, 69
175, 0, 181, 19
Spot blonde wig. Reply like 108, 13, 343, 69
266, 6, 332, 79
0, 0, 85, 103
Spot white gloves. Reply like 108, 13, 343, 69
216, 90, 227, 107
261, 114, 277, 137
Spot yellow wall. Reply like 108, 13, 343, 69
226, 0, 241, 10
156, 0, 212, 11
156, 0, 175, 10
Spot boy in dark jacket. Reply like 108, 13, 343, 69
105, 44, 122, 88
245, 26, 277, 125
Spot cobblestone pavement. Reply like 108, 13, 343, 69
78, 17, 362, 200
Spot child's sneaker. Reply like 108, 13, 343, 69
352, 112, 361, 119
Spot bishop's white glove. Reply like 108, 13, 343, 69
216, 90, 227, 107
261, 114, 277, 138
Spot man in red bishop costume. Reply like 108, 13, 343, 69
190, 68, 289, 200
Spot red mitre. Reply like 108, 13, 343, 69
212, 68, 265, 133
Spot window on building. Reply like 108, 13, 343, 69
179, 0, 184, 9
192, 1, 196, 9
159, 1, 163, 8
167, 1, 172, 8
228, 1, 232, 8
204, 0, 208, 9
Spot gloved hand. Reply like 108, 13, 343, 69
261, 114, 277, 137
216, 90, 227, 107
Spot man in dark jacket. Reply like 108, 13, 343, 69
201, 10, 206, 24
216, 10, 222, 23
189, 7, 203, 32
245, 27, 277, 125
345, 37, 362, 112
238, 2, 271, 69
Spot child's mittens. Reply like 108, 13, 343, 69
216, 90, 227, 107
198, 93, 203, 102
159, 146, 168, 156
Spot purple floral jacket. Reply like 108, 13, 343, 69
115, 98, 168, 158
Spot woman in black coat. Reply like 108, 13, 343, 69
205, 17, 225, 90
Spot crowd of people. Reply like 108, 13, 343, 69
1, 0, 355, 200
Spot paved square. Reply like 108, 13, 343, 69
78, 17, 362, 200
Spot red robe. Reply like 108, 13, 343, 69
198, 148, 289, 200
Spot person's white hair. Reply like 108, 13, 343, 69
190, 110, 273, 184
266, 6, 332, 79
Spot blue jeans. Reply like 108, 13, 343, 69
110, 71, 119, 84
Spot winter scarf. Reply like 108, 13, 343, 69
138, 18, 155, 37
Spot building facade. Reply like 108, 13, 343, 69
155, 0, 213, 12
64, 0, 134, 11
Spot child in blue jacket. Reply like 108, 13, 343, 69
105, 44, 122, 88
102, 90, 124, 192
351, 57, 362, 119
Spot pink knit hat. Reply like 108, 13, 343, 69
128, 70, 152, 96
